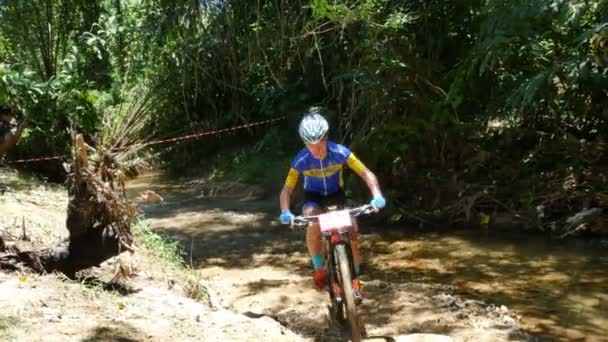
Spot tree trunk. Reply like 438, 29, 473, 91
0, 134, 135, 276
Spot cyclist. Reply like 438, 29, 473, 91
279, 107, 386, 300
0, 106, 28, 162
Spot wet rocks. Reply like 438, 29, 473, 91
396, 334, 455, 342
432, 293, 457, 308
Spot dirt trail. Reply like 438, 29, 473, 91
0, 270, 304, 342
128, 172, 528, 341
0, 169, 306, 342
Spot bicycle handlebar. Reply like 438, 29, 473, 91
290, 204, 376, 228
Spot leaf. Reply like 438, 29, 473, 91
384, 11, 417, 30
480, 213, 491, 226
249, 22, 261, 33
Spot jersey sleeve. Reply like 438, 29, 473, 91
284, 168, 299, 190
346, 153, 367, 175
332, 143, 352, 164
333, 143, 366, 174
285, 149, 308, 190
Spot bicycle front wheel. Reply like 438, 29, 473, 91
335, 244, 362, 342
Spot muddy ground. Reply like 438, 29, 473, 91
0, 169, 303, 342
127, 171, 529, 341
0, 168, 530, 341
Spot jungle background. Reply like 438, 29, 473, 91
2, 1, 608, 341
1, 0, 607, 233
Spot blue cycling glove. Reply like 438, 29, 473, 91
279, 210, 295, 224
370, 195, 386, 209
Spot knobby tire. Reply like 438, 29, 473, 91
335, 244, 362, 342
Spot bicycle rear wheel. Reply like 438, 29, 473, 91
335, 244, 362, 342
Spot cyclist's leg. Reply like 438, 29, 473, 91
303, 192, 327, 289
304, 204, 323, 261
350, 219, 361, 275
303, 191, 325, 259
349, 219, 364, 302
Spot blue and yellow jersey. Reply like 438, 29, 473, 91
283, 141, 367, 195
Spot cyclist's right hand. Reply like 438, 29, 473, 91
279, 209, 295, 225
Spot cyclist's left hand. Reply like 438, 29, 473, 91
370, 195, 386, 209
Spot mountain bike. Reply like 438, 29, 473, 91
292, 204, 376, 342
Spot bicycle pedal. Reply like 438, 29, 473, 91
353, 291, 364, 305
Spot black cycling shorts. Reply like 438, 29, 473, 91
302, 189, 359, 239
302, 189, 346, 210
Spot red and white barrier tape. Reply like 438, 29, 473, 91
6, 116, 286, 164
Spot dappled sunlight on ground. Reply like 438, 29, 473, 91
360, 228, 608, 341
128, 171, 608, 341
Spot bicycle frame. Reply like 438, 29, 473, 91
292, 204, 374, 342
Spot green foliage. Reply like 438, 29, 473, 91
0, 0, 111, 165
0, 62, 97, 157
0, 0, 110, 81
0, 0, 606, 218
462, 0, 608, 133
132, 219, 186, 269
208, 127, 296, 196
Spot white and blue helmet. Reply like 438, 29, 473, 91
298, 107, 329, 144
